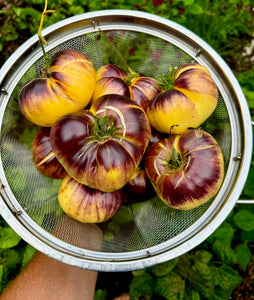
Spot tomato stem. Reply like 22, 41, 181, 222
38, 0, 55, 72
169, 148, 182, 169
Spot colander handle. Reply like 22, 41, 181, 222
237, 200, 254, 204
236, 121, 254, 204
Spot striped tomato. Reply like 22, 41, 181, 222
145, 128, 224, 210
146, 63, 218, 134
50, 94, 151, 192
92, 64, 162, 110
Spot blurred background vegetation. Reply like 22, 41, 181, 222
0, 0, 254, 299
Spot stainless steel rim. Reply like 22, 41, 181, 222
0, 9, 252, 271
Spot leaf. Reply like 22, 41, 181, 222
149, 257, 179, 277
235, 243, 251, 270
0, 249, 22, 276
182, 0, 195, 6
22, 244, 37, 268
132, 269, 147, 277
154, 272, 185, 300
212, 240, 237, 265
241, 228, 254, 243
129, 271, 154, 300
189, 290, 201, 300
233, 209, 254, 231
0, 264, 3, 283
184, 287, 201, 300
193, 261, 213, 281
23, 0, 44, 4
94, 289, 107, 300
0, 227, 22, 249
241, 167, 254, 195
216, 265, 242, 291
13, 7, 40, 19
69, 5, 85, 15
193, 250, 213, 264
186, 4, 203, 15
211, 222, 235, 244
243, 89, 254, 109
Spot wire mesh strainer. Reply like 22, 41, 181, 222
0, 10, 252, 272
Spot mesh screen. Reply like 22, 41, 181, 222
0, 30, 231, 253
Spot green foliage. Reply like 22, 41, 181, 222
0, 220, 36, 292
237, 66, 254, 110
1, 0, 253, 73
0, 227, 21, 249
94, 289, 108, 300
129, 271, 154, 300
154, 271, 185, 300
149, 257, 180, 277
127, 206, 253, 300
179, 0, 254, 73
233, 209, 254, 231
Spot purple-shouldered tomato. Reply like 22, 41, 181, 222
145, 128, 224, 210
92, 64, 162, 110
32, 127, 67, 179
124, 168, 156, 203
58, 175, 124, 223
146, 63, 218, 134
50, 93, 151, 192
19, 49, 96, 127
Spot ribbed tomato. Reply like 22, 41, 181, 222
144, 128, 224, 210
123, 168, 156, 203
50, 94, 151, 192
92, 64, 162, 110
32, 127, 67, 179
58, 175, 124, 223
19, 49, 96, 127
146, 63, 218, 134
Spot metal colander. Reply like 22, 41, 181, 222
0, 10, 252, 271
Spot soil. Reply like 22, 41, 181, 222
231, 257, 254, 300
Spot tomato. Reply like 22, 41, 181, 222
123, 168, 156, 203
146, 63, 218, 134
58, 175, 124, 223
32, 127, 67, 179
50, 94, 151, 192
19, 49, 96, 127
92, 64, 162, 110
144, 128, 224, 210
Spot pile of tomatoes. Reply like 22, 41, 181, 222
19, 49, 224, 223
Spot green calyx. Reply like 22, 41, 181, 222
92, 115, 118, 139
168, 124, 182, 169
125, 71, 140, 86
158, 65, 177, 91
